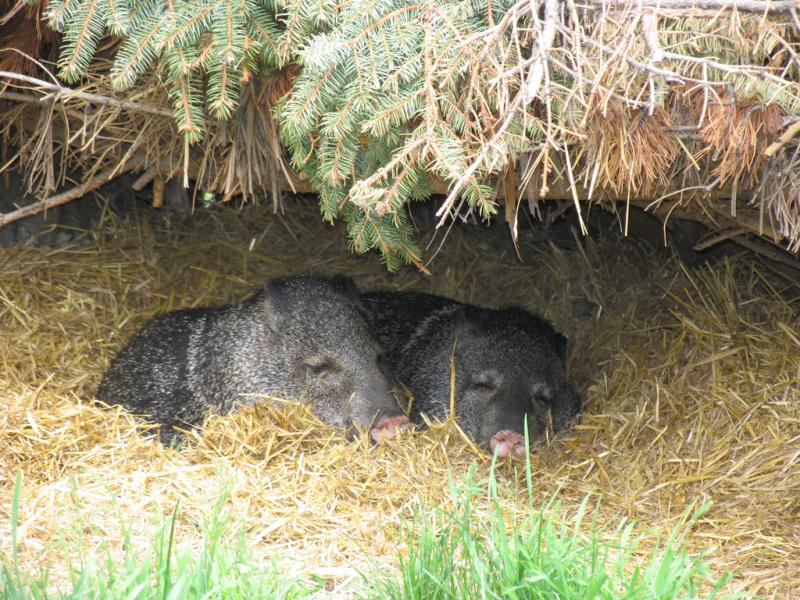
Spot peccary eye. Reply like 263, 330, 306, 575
305, 360, 334, 377
376, 351, 393, 377
377, 351, 389, 368
531, 382, 554, 405
468, 380, 497, 394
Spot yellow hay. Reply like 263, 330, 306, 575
0, 200, 799, 597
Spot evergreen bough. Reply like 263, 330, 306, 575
23, 0, 800, 267
30, 0, 530, 268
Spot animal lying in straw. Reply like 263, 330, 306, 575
361, 291, 582, 456
97, 275, 409, 443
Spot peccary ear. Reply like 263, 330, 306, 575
554, 332, 568, 363
329, 274, 360, 300
261, 283, 286, 333
454, 305, 493, 337
452, 305, 472, 336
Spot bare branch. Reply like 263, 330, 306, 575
641, 14, 664, 64
575, 0, 797, 12
765, 121, 800, 157
0, 155, 146, 229
0, 71, 173, 117
523, 0, 559, 102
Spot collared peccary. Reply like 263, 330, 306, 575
97, 275, 409, 443
361, 291, 582, 456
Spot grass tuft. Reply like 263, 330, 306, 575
365, 432, 736, 600
1, 471, 320, 599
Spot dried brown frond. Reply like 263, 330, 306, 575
681, 88, 786, 188
0, 66, 293, 213
203, 84, 289, 204
755, 147, 800, 252
0, 3, 58, 76
261, 63, 302, 107
581, 100, 678, 197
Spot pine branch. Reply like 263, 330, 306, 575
169, 73, 206, 142
280, 63, 339, 128
46, 0, 80, 31
159, 0, 218, 50
204, 0, 246, 119
59, 0, 107, 83
245, 2, 284, 65
110, 1, 166, 89
105, 0, 130, 35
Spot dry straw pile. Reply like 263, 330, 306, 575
1, 199, 799, 596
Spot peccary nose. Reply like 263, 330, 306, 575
489, 430, 526, 457
370, 414, 412, 443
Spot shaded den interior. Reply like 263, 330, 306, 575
0, 184, 798, 596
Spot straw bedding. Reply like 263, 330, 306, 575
0, 198, 799, 597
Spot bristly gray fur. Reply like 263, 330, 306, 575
361, 290, 582, 448
97, 275, 403, 443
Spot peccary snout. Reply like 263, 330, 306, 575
490, 430, 526, 457
370, 413, 412, 442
